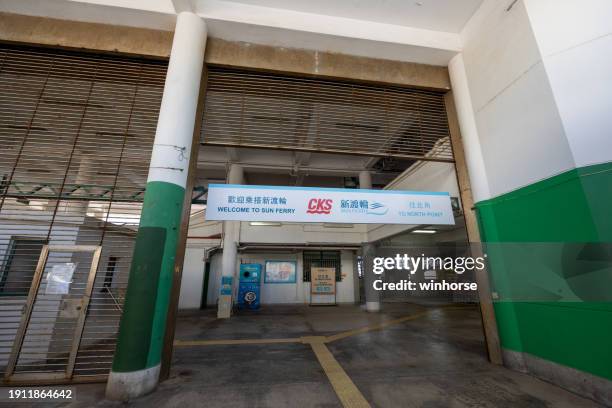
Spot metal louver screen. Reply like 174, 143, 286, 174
0, 44, 167, 382
202, 67, 453, 162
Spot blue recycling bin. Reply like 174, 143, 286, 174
237, 263, 262, 310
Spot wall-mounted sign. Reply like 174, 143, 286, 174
220, 276, 233, 296
311, 267, 336, 295
205, 184, 454, 225
265, 261, 297, 284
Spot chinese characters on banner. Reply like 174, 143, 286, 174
205, 184, 455, 225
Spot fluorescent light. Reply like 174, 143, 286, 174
412, 229, 436, 234
249, 221, 281, 226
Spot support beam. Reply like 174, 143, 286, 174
106, 11, 207, 400
217, 164, 244, 319
363, 156, 379, 170
359, 170, 380, 312
358, 170, 372, 190
294, 172, 306, 186
447, 54, 490, 203
226, 147, 240, 162
445, 56, 503, 366
68, 154, 94, 217
159, 68, 208, 382
204, 39, 452, 89
295, 151, 312, 166
293, 152, 311, 186
361, 242, 380, 313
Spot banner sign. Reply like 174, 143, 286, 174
205, 184, 454, 225
311, 267, 336, 295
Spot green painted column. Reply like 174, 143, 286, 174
106, 11, 207, 400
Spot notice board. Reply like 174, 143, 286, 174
310, 267, 336, 305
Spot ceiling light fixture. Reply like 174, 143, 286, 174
323, 223, 354, 228
249, 221, 282, 226
412, 229, 436, 234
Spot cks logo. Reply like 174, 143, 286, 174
307, 198, 333, 214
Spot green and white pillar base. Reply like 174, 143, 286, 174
106, 11, 206, 400
106, 365, 160, 401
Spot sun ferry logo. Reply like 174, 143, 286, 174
367, 202, 388, 215
307, 198, 333, 214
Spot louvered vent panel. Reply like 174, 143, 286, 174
0, 44, 167, 382
202, 67, 453, 162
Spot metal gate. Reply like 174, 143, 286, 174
202, 66, 453, 162
0, 44, 167, 383
303, 251, 342, 282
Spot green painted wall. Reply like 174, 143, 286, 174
475, 161, 612, 380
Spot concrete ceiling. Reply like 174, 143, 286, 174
1, 0, 483, 65
224, 0, 483, 33
67, 0, 482, 33
196, 0, 464, 65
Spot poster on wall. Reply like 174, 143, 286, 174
310, 267, 337, 305
265, 261, 297, 283
45, 263, 76, 295
205, 184, 454, 225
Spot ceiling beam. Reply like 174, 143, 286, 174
363, 156, 380, 170
196, 159, 401, 177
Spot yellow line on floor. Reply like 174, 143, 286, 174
324, 309, 429, 343
325, 305, 474, 343
174, 338, 302, 346
173, 306, 476, 347
172, 307, 475, 407
306, 337, 371, 408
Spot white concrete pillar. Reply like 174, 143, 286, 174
106, 11, 206, 401
362, 242, 380, 312
71, 154, 94, 218
217, 164, 244, 318
49, 154, 94, 215
358, 170, 372, 190
359, 171, 380, 312
448, 54, 490, 203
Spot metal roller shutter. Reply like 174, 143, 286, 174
0, 44, 167, 383
202, 66, 453, 163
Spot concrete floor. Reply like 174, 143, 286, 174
26, 303, 603, 407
